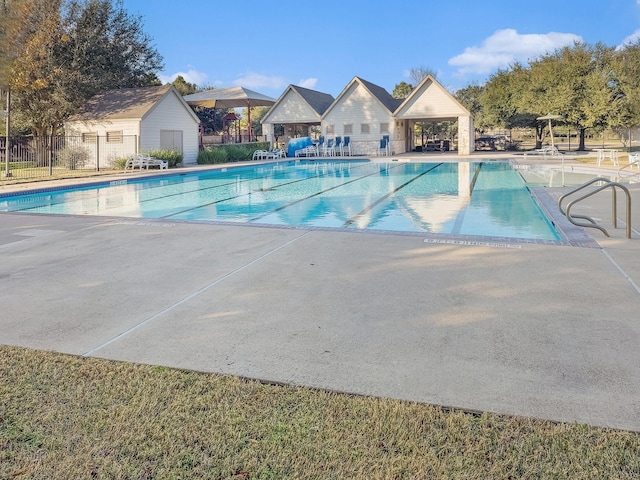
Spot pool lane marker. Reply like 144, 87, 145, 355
246, 163, 407, 222
81, 230, 311, 357
343, 163, 444, 227
162, 162, 381, 220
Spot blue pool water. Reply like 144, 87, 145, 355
0, 160, 561, 241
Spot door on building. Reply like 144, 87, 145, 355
160, 130, 183, 153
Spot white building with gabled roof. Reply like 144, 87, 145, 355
65, 85, 201, 167
395, 75, 474, 155
262, 75, 474, 156
261, 85, 334, 145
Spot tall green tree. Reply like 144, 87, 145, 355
8, 0, 163, 136
454, 83, 486, 131
525, 43, 616, 150
481, 65, 543, 144
611, 40, 640, 129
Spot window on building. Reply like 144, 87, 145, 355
380, 123, 389, 134
106, 131, 123, 144
82, 132, 97, 144
344, 124, 353, 135
326, 124, 335, 135
360, 124, 370, 134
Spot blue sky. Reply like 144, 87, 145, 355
123, 0, 640, 99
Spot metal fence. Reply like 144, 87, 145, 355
0, 135, 138, 181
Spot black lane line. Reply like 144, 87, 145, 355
9, 168, 277, 213
450, 162, 483, 234
161, 162, 381, 219
11, 162, 367, 215
246, 163, 407, 223
343, 163, 444, 228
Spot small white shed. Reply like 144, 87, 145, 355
65, 85, 200, 167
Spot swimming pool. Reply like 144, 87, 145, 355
0, 160, 561, 241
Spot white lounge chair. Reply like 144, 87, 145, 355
124, 154, 145, 171
145, 156, 168, 169
125, 154, 168, 170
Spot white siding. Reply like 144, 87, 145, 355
142, 92, 199, 164
65, 119, 140, 168
396, 78, 468, 120
265, 89, 320, 123
322, 82, 396, 155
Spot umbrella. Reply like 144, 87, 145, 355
184, 87, 276, 141
537, 113, 563, 149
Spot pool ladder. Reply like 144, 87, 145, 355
558, 177, 632, 238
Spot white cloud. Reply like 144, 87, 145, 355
159, 69, 209, 86
448, 29, 582, 76
232, 73, 287, 90
618, 29, 640, 49
297, 78, 318, 89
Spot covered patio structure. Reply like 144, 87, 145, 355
394, 75, 475, 155
261, 85, 334, 149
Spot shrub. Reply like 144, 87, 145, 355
112, 157, 129, 170
144, 149, 182, 167
198, 142, 271, 164
56, 146, 91, 170
198, 148, 228, 164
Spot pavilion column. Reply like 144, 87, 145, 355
457, 115, 474, 155
263, 122, 274, 147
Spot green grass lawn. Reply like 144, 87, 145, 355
1, 346, 639, 479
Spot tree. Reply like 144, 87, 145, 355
8, 0, 163, 136
171, 75, 198, 96
392, 81, 413, 99
481, 65, 538, 139
454, 83, 486, 131
611, 40, 640, 130
525, 43, 616, 150
408, 66, 437, 85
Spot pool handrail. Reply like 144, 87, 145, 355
558, 177, 632, 238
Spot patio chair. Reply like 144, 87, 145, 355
323, 138, 335, 156
334, 136, 342, 156
377, 137, 388, 156
383, 135, 391, 155
124, 154, 145, 171
253, 150, 268, 160
270, 148, 285, 159
145, 156, 168, 169
342, 136, 351, 156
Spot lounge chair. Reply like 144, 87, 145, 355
270, 149, 285, 159
383, 135, 391, 155
124, 154, 145, 171
323, 138, 335, 156
342, 136, 351, 156
124, 153, 168, 171
252, 150, 268, 160
144, 155, 169, 169
334, 136, 342, 156
294, 145, 318, 157
377, 138, 388, 156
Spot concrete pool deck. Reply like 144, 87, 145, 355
1, 153, 640, 432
